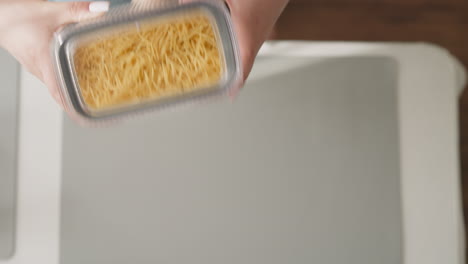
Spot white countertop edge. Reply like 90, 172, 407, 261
261, 41, 467, 94
3, 68, 63, 264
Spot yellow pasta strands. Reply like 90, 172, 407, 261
73, 14, 223, 110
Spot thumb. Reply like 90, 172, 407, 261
50, 1, 110, 26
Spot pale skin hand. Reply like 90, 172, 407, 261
0, 0, 288, 103
0, 0, 109, 102
224, 0, 289, 80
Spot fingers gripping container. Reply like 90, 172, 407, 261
52, 0, 242, 124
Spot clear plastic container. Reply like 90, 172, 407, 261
51, 0, 241, 124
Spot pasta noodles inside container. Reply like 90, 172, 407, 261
72, 10, 225, 111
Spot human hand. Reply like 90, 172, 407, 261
0, 0, 109, 102
0, 0, 288, 102
225, 0, 289, 81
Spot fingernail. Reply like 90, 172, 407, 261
89, 1, 109, 13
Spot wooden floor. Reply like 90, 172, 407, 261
275, 0, 468, 258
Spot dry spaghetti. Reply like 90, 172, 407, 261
73, 13, 223, 110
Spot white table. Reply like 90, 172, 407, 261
1, 42, 466, 264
